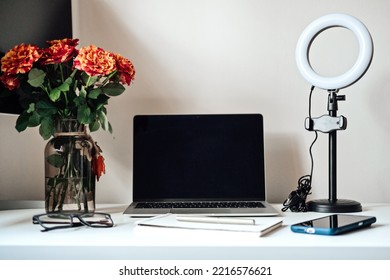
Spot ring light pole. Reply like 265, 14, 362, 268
307, 90, 363, 212
296, 13, 373, 212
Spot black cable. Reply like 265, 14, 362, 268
282, 86, 317, 212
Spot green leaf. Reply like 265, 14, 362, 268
15, 112, 31, 132
36, 100, 57, 117
49, 88, 61, 102
108, 121, 113, 134
81, 72, 98, 86
39, 117, 55, 140
36, 100, 57, 111
27, 103, 35, 113
88, 76, 99, 86
46, 154, 64, 168
88, 88, 102, 99
101, 83, 125, 96
49, 80, 71, 102
64, 76, 73, 85
71, 76, 78, 92
58, 81, 70, 92
28, 111, 40, 127
89, 119, 100, 132
69, 69, 78, 79
81, 72, 90, 84
88, 95, 109, 111
27, 68, 46, 87
77, 105, 91, 124
74, 96, 85, 107
98, 110, 108, 130
79, 86, 87, 98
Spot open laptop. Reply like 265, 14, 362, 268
123, 114, 279, 216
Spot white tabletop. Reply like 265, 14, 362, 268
1, 203, 389, 260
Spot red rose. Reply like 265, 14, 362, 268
114, 54, 135, 85
1, 44, 41, 75
0, 74, 21, 90
46, 38, 79, 47
74, 45, 116, 76
40, 38, 79, 65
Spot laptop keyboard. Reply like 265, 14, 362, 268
135, 201, 265, 209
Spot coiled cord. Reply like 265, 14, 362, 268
282, 86, 317, 212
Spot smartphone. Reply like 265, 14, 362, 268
290, 214, 376, 235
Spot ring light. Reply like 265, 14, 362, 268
296, 13, 373, 90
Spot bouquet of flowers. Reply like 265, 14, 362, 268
0, 39, 135, 212
0, 38, 135, 139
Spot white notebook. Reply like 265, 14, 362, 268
136, 214, 283, 237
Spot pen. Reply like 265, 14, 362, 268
176, 216, 256, 225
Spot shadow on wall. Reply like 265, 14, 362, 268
265, 133, 306, 203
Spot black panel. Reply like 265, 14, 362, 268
0, 0, 72, 114
133, 114, 265, 201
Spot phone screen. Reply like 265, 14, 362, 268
299, 215, 370, 228
291, 214, 376, 235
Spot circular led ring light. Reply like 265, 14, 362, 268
296, 13, 373, 90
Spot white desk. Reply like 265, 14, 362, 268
0, 204, 389, 260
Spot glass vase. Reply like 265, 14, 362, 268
44, 119, 96, 214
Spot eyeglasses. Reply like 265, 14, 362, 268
32, 212, 114, 232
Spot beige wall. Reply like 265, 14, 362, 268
1, 0, 389, 204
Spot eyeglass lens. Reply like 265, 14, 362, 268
33, 212, 113, 230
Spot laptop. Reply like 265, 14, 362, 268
123, 114, 279, 217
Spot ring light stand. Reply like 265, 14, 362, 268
295, 14, 373, 213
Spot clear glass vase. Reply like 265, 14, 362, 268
44, 119, 96, 214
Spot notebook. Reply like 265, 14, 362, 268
123, 114, 279, 217
136, 214, 283, 236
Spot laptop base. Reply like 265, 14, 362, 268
123, 201, 279, 217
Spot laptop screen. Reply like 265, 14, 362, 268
133, 114, 265, 201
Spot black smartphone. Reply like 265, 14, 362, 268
291, 214, 376, 235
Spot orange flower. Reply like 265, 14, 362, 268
46, 38, 79, 47
74, 45, 116, 76
93, 154, 106, 181
0, 44, 41, 75
40, 38, 79, 65
0, 74, 20, 90
114, 54, 135, 85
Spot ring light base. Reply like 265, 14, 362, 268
307, 199, 362, 213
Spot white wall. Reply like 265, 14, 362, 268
1, 0, 389, 204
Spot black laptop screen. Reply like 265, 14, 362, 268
133, 114, 265, 201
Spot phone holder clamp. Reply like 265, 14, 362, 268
305, 115, 347, 133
